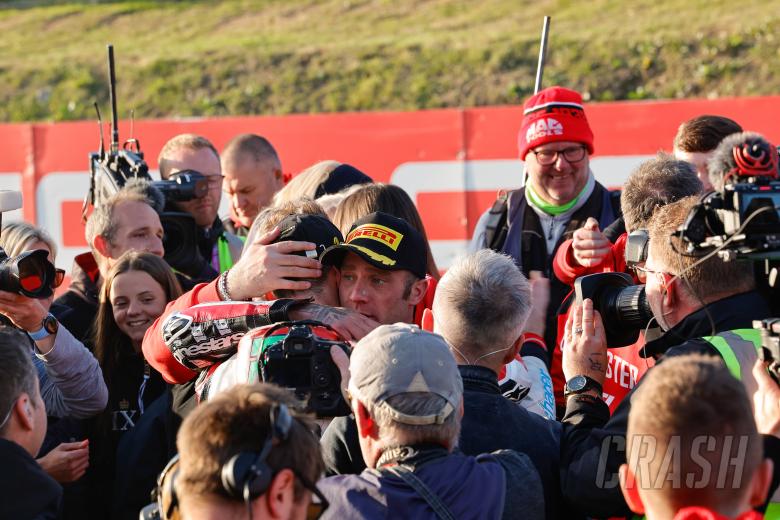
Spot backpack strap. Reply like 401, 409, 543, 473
380, 465, 456, 520
485, 191, 511, 251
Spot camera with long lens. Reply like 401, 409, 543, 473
0, 190, 57, 299
574, 272, 654, 347
238, 321, 351, 418
755, 318, 780, 384
85, 45, 209, 279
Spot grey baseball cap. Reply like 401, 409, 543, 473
348, 323, 462, 426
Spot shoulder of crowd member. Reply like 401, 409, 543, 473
487, 450, 546, 520
321, 415, 366, 476
658, 337, 721, 361
0, 438, 63, 518
142, 279, 221, 384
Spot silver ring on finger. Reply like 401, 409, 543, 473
573, 327, 583, 335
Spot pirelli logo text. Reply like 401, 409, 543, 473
346, 224, 404, 251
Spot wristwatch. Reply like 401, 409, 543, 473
28, 313, 59, 341
564, 375, 603, 397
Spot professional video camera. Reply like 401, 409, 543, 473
85, 45, 210, 277
237, 320, 351, 417
677, 138, 780, 262
0, 191, 58, 299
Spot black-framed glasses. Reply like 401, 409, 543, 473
530, 145, 587, 165
294, 470, 329, 520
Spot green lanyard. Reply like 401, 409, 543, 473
526, 182, 587, 216
217, 235, 235, 273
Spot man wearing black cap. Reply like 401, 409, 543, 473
319, 211, 429, 325
142, 212, 377, 385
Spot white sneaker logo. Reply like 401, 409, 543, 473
526, 117, 564, 142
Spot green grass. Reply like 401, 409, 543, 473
0, 0, 779, 121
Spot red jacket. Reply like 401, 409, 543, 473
142, 280, 288, 384
143, 276, 437, 385
553, 232, 629, 286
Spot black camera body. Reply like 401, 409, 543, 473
574, 272, 654, 347
244, 321, 351, 418
680, 181, 780, 261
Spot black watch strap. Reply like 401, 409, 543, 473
564, 375, 603, 397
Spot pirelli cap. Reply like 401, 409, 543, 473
320, 211, 427, 278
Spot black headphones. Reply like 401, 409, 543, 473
220, 403, 293, 506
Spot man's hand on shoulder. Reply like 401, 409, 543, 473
572, 217, 611, 268
562, 298, 608, 398
227, 226, 322, 300
290, 303, 379, 342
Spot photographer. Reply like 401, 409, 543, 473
552, 155, 703, 411
53, 182, 165, 343
0, 222, 108, 424
558, 195, 772, 517
157, 133, 243, 279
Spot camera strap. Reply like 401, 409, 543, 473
380, 465, 456, 520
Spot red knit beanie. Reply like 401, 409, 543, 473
517, 86, 594, 160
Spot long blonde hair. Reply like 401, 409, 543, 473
0, 222, 57, 259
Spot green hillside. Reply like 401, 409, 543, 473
0, 0, 779, 122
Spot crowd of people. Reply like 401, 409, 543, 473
1, 84, 779, 520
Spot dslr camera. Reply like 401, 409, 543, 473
0, 190, 58, 299
238, 321, 351, 417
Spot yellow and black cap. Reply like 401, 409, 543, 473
320, 212, 427, 278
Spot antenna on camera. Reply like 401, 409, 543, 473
107, 44, 119, 154
94, 102, 105, 161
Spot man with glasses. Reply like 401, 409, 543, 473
173, 383, 328, 520
471, 86, 621, 413
556, 195, 775, 517
158, 133, 244, 279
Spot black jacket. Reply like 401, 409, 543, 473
320, 365, 572, 519
559, 291, 774, 518
86, 341, 167, 520
0, 438, 62, 519
457, 365, 575, 520
52, 253, 100, 345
